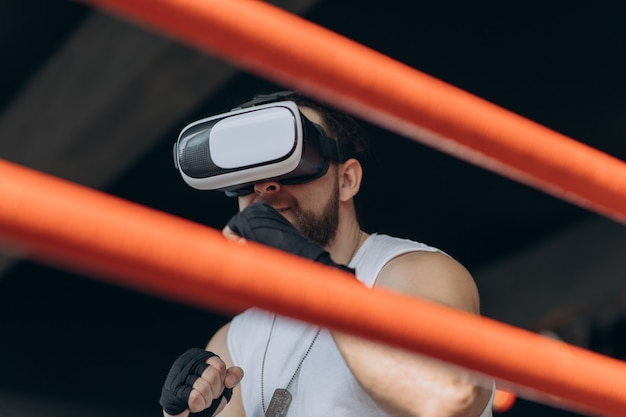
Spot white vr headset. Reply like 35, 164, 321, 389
173, 96, 350, 197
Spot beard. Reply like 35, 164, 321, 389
292, 180, 340, 247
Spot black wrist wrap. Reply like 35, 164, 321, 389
160, 348, 233, 416
227, 202, 355, 274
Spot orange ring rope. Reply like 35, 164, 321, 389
0, 159, 624, 417
81, 0, 626, 225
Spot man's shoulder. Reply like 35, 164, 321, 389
362, 233, 442, 258
352, 233, 442, 288
375, 246, 480, 313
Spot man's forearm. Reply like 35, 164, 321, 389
332, 331, 492, 417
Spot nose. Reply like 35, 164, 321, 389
254, 180, 281, 195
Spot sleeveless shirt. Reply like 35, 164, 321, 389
227, 233, 494, 416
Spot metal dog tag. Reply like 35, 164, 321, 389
265, 388, 292, 417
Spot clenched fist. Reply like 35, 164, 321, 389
160, 348, 244, 417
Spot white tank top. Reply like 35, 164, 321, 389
227, 233, 493, 416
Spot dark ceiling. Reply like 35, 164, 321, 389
1, 1, 626, 416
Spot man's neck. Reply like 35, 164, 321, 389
326, 215, 366, 266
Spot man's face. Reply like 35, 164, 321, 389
237, 107, 341, 247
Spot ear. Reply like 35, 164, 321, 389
338, 158, 362, 202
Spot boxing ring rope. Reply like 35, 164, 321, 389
0, 160, 623, 416
0, 0, 625, 415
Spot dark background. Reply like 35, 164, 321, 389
1, 1, 626, 416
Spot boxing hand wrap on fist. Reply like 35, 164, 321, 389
226, 202, 355, 274
160, 348, 233, 417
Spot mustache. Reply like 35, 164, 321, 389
258, 195, 300, 210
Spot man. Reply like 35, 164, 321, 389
161, 92, 494, 416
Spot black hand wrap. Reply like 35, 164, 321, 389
160, 348, 233, 417
226, 202, 355, 274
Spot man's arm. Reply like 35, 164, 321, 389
332, 250, 493, 417
160, 323, 245, 417
204, 324, 246, 417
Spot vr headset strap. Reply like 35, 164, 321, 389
234, 91, 295, 109
316, 128, 345, 162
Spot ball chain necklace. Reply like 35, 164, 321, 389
261, 315, 321, 417
260, 230, 363, 417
